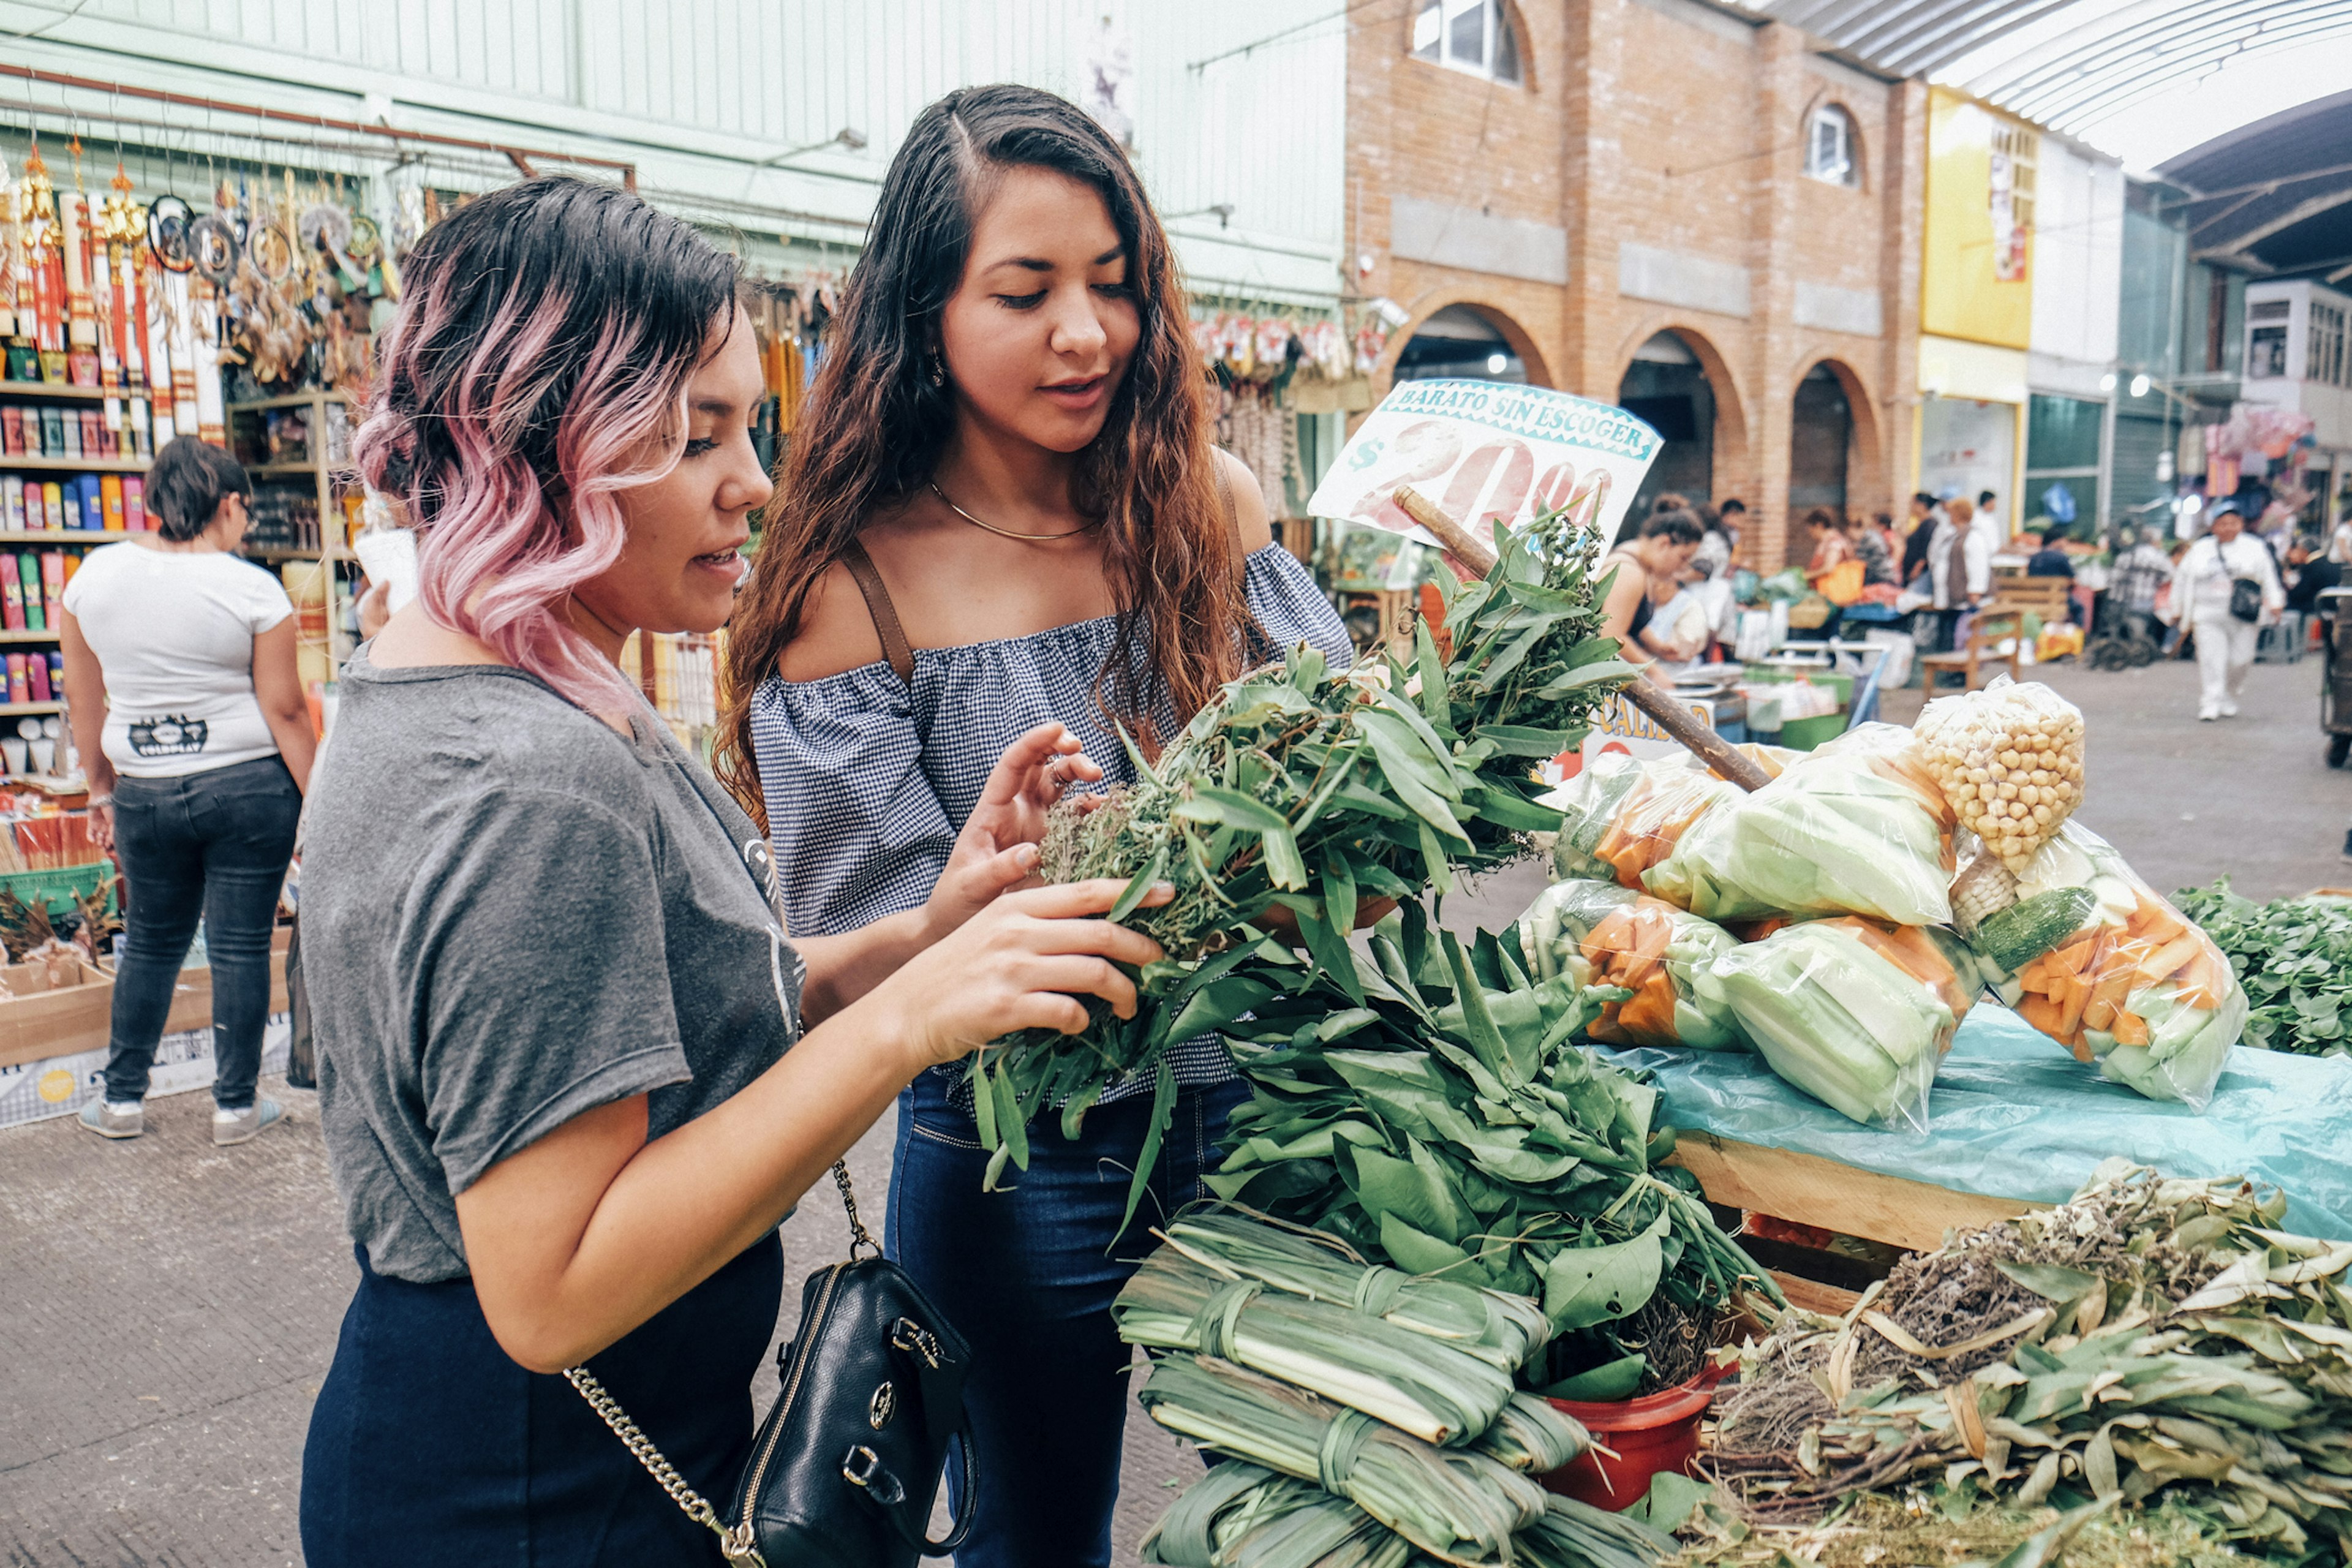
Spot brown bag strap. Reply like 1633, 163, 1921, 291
840, 537, 915, 687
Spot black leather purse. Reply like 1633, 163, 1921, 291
567, 1164, 979, 1567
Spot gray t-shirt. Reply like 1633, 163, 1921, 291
304, 651, 803, 1283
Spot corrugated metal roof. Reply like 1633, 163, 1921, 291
1732, 0, 2352, 142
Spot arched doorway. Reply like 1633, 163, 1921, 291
1392, 304, 1530, 385
1618, 331, 1715, 516
1787, 363, 1853, 566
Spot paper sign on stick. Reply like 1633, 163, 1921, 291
1306, 379, 1662, 547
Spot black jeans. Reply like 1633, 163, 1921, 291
104, 756, 301, 1109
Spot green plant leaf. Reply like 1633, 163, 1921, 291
1320, 843, 1359, 938
993, 1063, 1030, 1172
1261, 825, 1309, 891
1536, 1353, 1647, 1403
1108, 850, 1169, 923
1174, 786, 1292, 834
1543, 1210, 1670, 1329
1415, 615, 1450, 725
1116, 1057, 1178, 1242
1379, 1210, 1478, 1279
1471, 724, 1577, 758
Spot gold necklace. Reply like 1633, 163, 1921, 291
930, 481, 1101, 542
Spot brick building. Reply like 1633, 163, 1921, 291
1347, 0, 1928, 567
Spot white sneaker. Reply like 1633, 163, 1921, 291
213, 1098, 286, 1147
2198, 708, 2218, 722
79, 1099, 143, 1139
2218, 699, 2239, 717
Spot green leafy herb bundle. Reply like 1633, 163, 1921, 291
2171, 880, 2352, 1057
967, 508, 1634, 1196
1128, 1355, 1566, 1563
1711, 1162, 2352, 1559
1139, 1457, 1679, 1568
1203, 901, 1777, 1393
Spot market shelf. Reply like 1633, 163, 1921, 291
0, 530, 127, 545
0, 455, 150, 473
241, 544, 335, 562
0, 630, 61, 644
248, 461, 345, 478
0, 701, 63, 716
0, 382, 111, 402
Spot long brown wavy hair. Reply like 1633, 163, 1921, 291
715, 84, 1262, 830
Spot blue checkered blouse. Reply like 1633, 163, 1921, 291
752, 542, 1352, 1098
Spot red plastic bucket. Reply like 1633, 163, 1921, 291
1540, 1377, 1714, 1511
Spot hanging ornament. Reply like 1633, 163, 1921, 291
148, 195, 196, 273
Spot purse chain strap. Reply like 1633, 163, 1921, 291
564, 1157, 875, 1567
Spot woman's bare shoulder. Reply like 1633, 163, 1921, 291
1213, 447, 1276, 554
772, 559, 888, 684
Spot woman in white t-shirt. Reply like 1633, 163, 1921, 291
60, 437, 315, 1146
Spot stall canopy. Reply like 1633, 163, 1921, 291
1734, 1, 2352, 151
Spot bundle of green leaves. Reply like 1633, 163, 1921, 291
2171, 880, 2352, 1058
968, 507, 1635, 1196
1204, 901, 1777, 1394
1139, 1456, 1679, 1568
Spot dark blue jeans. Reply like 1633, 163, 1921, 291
104, 756, 301, 1109
888, 1068, 1247, 1568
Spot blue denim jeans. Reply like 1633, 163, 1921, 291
104, 756, 301, 1109
887, 1068, 1247, 1568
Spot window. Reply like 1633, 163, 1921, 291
1804, 105, 1860, 188
2310, 300, 2347, 388
1412, 0, 1523, 86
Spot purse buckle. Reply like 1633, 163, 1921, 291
842, 1444, 907, 1507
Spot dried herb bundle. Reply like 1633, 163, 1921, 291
969, 508, 1634, 1194
1708, 1162, 2352, 1559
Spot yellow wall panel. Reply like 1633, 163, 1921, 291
1923, 87, 2034, 351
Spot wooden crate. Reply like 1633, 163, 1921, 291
0, 957, 115, 1069
1668, 1131, 2046, 1311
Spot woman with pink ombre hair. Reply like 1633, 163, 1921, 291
296, 178, 1169, 1564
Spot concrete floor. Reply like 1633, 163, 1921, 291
3, 653, 2342, 1566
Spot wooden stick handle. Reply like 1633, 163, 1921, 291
1621, 680, 1774, 793
1393, 485, 1499, 578
1391, 485, 1771, 793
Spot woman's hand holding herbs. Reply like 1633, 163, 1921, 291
869, 877, 1174, 1072
921, 723, 1106, 943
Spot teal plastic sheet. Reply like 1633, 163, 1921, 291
1597, 1006, 2352, 1241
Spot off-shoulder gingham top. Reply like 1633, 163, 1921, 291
753, 542, 1352, 1100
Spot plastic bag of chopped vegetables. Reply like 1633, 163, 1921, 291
1709, 917, 1984, 1131
1645, 726, 1959, 927
1517, 878, 1748, 1050
1545, 747, 1796, 892
1953, 823, 2245, 1107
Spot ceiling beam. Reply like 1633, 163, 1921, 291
2199, 186, 2352, 259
